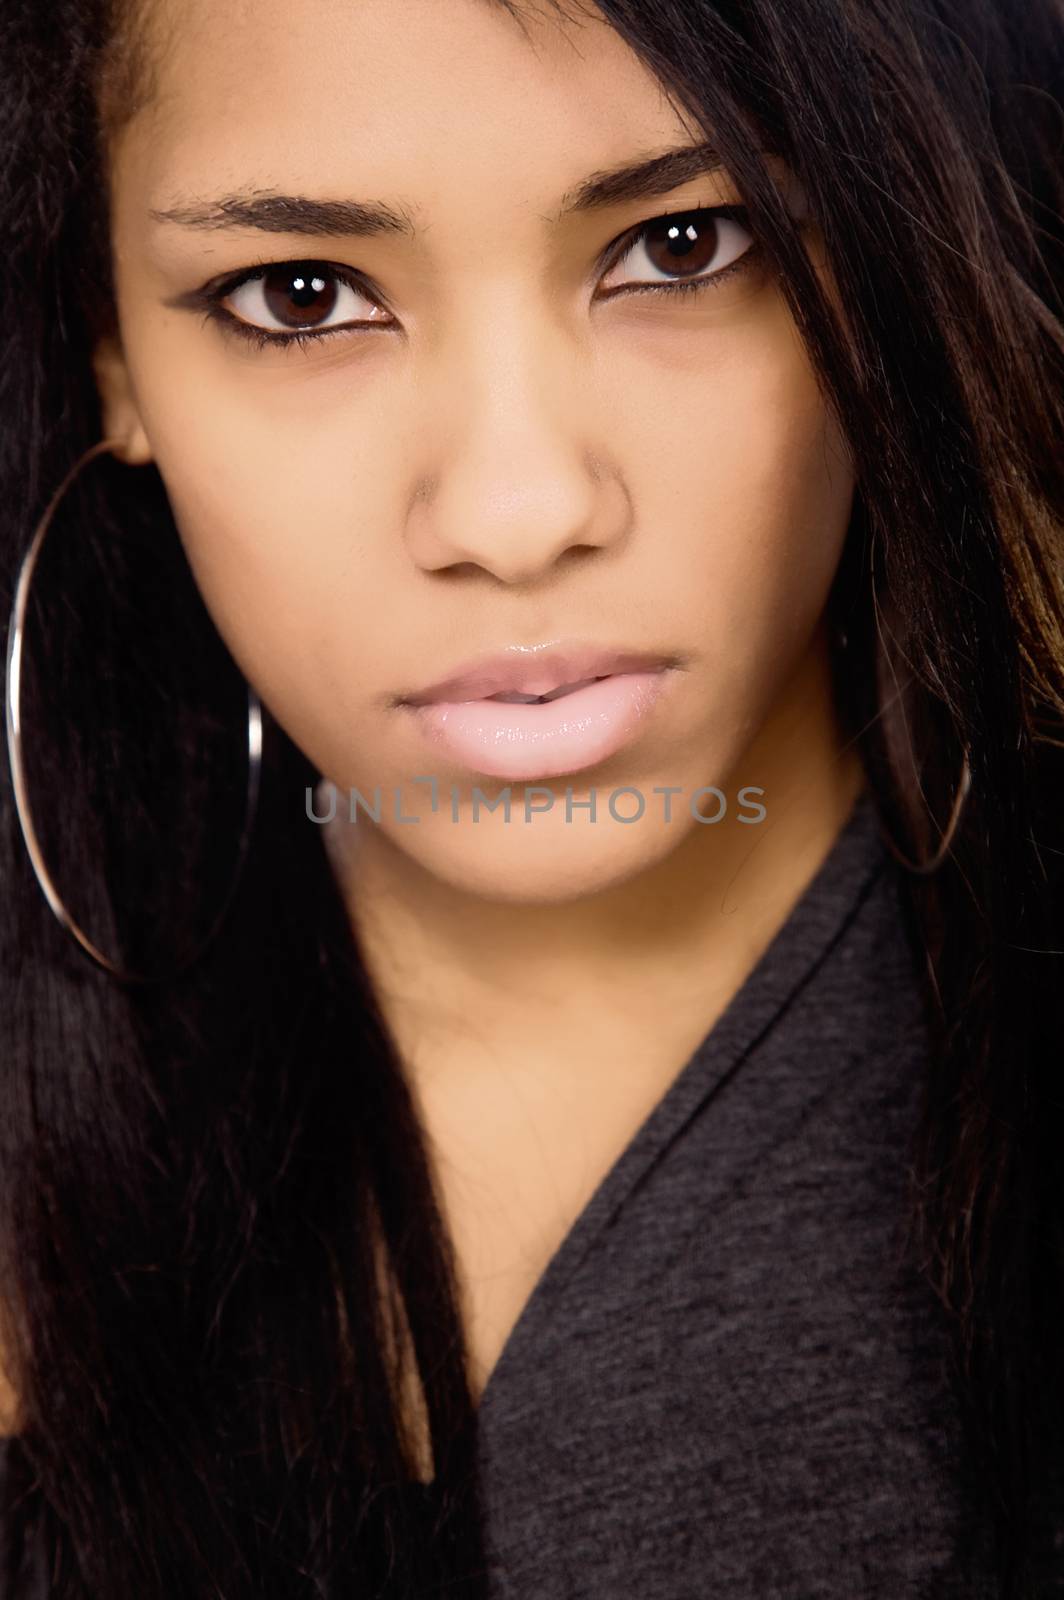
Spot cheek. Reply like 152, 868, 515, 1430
623, 308, 855, 674
136, 392, 401, 752
710, 383, 852, 642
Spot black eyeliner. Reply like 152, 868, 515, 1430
163, 258, 383, 315
178, 204, 759, 352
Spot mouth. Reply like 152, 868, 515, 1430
400, 665, 679, 783
486, 675, 612, 705
400, 644, 680, 706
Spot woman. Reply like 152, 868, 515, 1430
1, 0, 1062, 1594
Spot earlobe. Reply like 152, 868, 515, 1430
92, 336, 153, 466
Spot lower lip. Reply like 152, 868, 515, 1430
402, 669, 675, 782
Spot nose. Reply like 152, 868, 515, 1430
403, 312, 631, 584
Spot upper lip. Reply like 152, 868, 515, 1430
400, 642, 680, 705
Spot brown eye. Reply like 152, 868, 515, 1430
224, 263, 388, 334
262, 266, 338, 328
600, 209, 755, 294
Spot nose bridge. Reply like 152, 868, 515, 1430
443, 286, 592, 490
406, 287, 626, 580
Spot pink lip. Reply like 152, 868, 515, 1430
400, 642, 679, 705
402, 667, 678, 782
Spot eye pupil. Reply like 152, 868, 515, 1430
263, 265, 338, 328
644, 211, 719, 276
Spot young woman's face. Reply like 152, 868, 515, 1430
98, 0, 856, 904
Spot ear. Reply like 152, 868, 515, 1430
92, 335, 153, 466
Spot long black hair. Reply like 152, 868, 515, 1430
1, 0, 1063, 1594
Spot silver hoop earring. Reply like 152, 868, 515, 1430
880, 750, 972, 876
4, 437, 262, 985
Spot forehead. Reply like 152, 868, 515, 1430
109, 0, 697, 214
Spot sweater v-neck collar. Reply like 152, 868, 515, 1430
474, 786, 890, 1424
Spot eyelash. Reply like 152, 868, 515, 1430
197, 204, 759, 353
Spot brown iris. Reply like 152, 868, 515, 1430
261, 266, 340, 329
637, 211, 721, 278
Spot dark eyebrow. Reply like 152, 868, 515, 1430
148, 140, 726, 239
554, 139, 724, 217
149, 193, 417, 239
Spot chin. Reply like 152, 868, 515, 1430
383, 798, 694, 907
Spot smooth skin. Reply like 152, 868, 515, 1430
83, 0, 869, 1438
